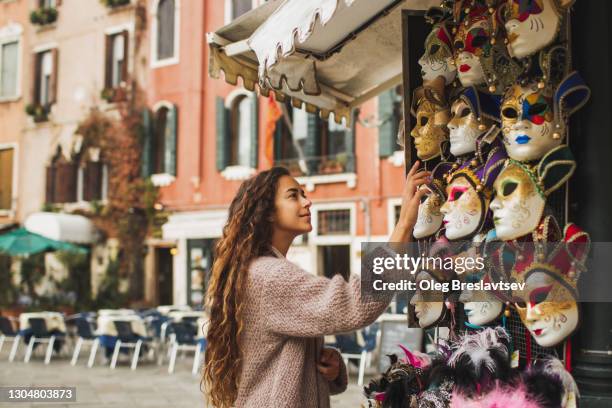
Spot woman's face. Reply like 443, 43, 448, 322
504, 0, 561, 59
273, 176, 312, 235
490, 162, 545, 240
413, 188, 444, 239
440, 177, 484, 240
447, 99, 483, 157
515, 270, 578, 347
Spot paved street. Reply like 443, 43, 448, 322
0, 344, 371, 407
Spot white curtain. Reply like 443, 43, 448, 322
0, 41, 18, 97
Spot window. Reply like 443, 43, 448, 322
231, 0, 252, 20
45, 148, 108, 204
0, 41, 18, 99
79, 161, 108, 202
141, 103, 178, 179
0, 148, 14, 210
40, 0, 56, 7
153, 0, 179, 65
33, 48, 57, 108
229, 95, 253, 167
317, 209, 351, 235
378, 86, 403, 157
215, 93, 258, 174
105, 31, 128, 89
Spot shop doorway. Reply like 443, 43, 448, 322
186, 239, 217, 307
317, 245, 350, 281
156, 247, 173, 305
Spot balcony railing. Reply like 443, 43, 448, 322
275, 153, 355, 177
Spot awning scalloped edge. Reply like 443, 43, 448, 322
209, 46, 351, 124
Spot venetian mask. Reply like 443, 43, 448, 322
414, 191, 444, 239
410, 79, 450, 161
459, 271, 504, 326
454, 16, 492, 87
512, 222, 589, 347
419, 24, 456, 84
490, 161, 545, 240
491, 145, 576, 240
410, 271, 446, 329
414, 162, 453, 240
441, 177, 485, 240
501, 73, 591, 162
515, 270, 579, 347
501, 83, 557, 162
503, 0, 574, 59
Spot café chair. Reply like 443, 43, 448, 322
24, 317, 65, 365
0, 316, 21, 362
71, 317, 100, 368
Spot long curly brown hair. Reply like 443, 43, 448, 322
202, 166, 290, 408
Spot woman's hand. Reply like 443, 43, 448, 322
390, 160, 431, 243
317, 348, 341, 382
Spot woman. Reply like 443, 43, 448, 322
203, 161, 429, 408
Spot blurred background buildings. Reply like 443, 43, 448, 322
0, 0, 407, 311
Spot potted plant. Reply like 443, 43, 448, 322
100, 0, 131, 8
101, 83, 127, 103
30, 6, 58, 26
25, 103, 49, 123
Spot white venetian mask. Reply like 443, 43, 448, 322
410, 272, 445, 329
490, 161, 545, 241
501, 83, 558, 162
441, 177, 485, 240
447, 99, 485, 157
414, 189, 444, 239
504, 0, 565, 59
515, 270, 579, 347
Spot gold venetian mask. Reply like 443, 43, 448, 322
410, 79, 450, 161
490, 161, 545, 240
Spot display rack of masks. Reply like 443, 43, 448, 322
367, 0, 591, 406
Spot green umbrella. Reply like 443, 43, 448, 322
0, 228, 88, 256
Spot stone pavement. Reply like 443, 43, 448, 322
0, 344, 372, 407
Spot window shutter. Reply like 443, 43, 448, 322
249, 95, 258, 169
49, 48, 59, 105
45, 165, 55, 203
122, 30, 129, 83
344, 110, 356, 173
104, 35, 112, 89
164, 104, 177, 176
84, 161, 102, 201
140, 108, 153, 178
304, 113, 320, 174
216, 96, 229, 171
378, 90, 397, 157
32, 53, 41, 105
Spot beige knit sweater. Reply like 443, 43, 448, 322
235, 248, 394, 408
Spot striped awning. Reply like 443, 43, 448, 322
208, 0, 436, 123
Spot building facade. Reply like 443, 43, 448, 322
151, 0, 408, 306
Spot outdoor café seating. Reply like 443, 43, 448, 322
109, 320, 153, 370
70, 317, 100, 368
166, 321, 205, 375
23, 317, 66, 365
0, 316, 21, 362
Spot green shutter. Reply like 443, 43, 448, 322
344, 110, 356, 173
250, 95, 259, 169
304, 113, 320, 174
378, 90, 397, 157
164, 104, 178, 176
141, 108, 153, 178
216, 96, 229, 171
